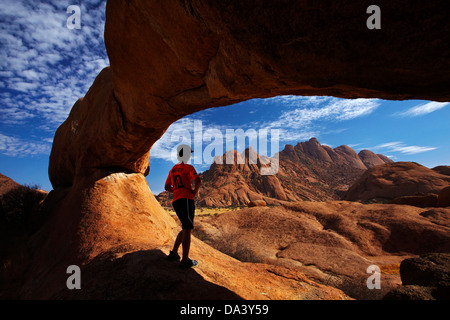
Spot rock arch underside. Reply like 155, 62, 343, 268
3, 1, 450, 299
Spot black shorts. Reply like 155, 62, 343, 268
172, 198, 195, 230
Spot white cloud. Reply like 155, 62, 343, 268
22, 69, 42, 81
372, 141, 437, 155
0, 0, 109, 132
395, 101, 449, 117
150, 116, 271, 163
150, 118, 194, 162
256, 95, 380, 142
261, 95, 330, 108
276, 98, 379, 126
150, 96, 381, 163
274, 128, 319, 143
151, 117, 220, 163
0, 133, 51, 157
8, 81, 41, 92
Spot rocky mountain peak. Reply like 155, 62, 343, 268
158, 138, 393, 207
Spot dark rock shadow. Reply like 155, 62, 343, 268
57, 249, 243, 300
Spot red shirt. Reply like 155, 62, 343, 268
165, 162, 199, 201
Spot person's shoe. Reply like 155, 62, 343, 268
167, 250, 180, 262
180, 258, 198, 268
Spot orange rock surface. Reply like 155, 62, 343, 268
5, 1, 449, 299
196, 201, 450, 299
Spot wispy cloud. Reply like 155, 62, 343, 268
150, 117, 231, 163
0, 133, 51, 157
149, 96, 381, 163
150, 115, 285, 164
372, 141, 437, 155
0, 0, 109, 133
394, 101, 449, 117
257, 95, 380, 142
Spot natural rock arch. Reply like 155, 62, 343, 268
12, 1, 450, 299
50, 0, 450, 189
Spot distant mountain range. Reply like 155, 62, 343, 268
156, 137, 393, 207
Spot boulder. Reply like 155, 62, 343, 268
437, 186, 450, 207
401, 253, 450, 288
388, 186, 450, 208
247, 200, 267, 208
383, 285, 435, 300
384, 253, 450, 300
345, 162, 450, 202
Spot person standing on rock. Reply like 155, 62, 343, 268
165, 144, 202, 268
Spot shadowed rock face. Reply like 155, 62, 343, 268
10, 1, 450, 299
384, 253, 450, 300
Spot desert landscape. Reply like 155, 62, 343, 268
2, 148, 449, 300
157, 138, 395, 207
158, 143, 450, 299
1, 0, 450, 303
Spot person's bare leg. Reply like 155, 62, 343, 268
172, 230, 183, 254
181, 229, 192, 261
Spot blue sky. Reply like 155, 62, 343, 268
1, 1, 449, 194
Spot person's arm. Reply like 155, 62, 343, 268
164, 172, 173, 193
192, 177, 201, 196
165, 183, 173, 193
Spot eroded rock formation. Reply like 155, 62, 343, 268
384, 253, 450, 300
345, 162, 450, 202
157, 138, 393, 207
3, 1, 450, 299
195, 201, 450, 299
51, 0, 450, 188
